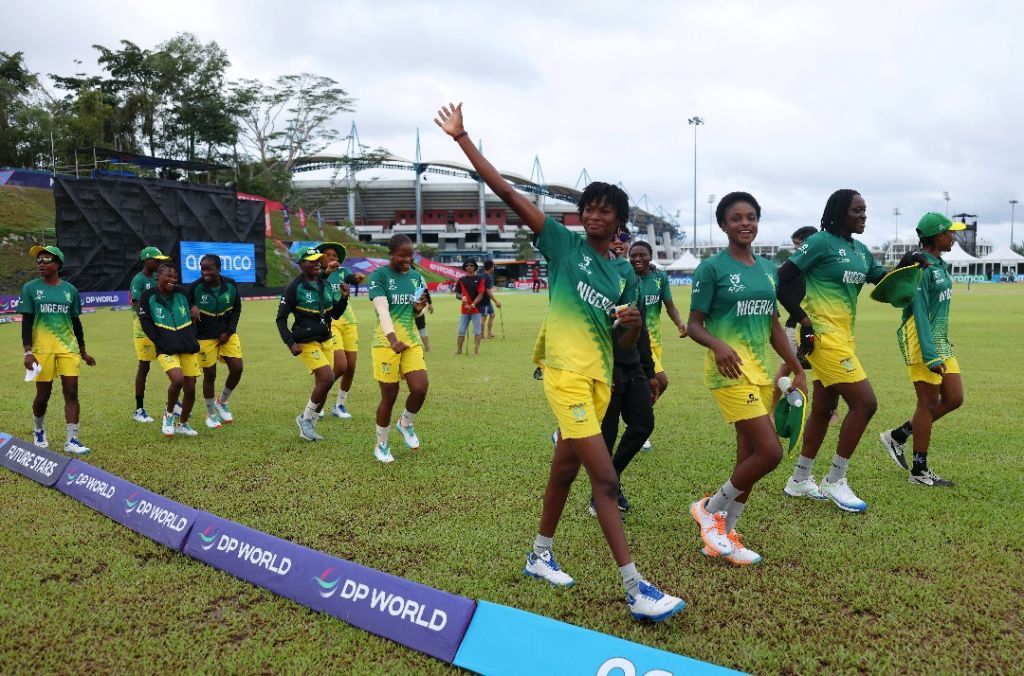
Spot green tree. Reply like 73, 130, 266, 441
0, 51, 46, 167
514, 227, 536, 260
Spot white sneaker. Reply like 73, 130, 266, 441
819, 477, 867, 512
374, 441, 394, 463
205, 415, 222, 429
161, 413, 175, 437
331, 403, 352, 419
132, 408, 154, 423
32, 428, 49, 449
880, 430, 908, 469
627, 580, 685, 622
703, 531, 762, 566
174, 422, 199, 437
63, 438, 90, 455
784, 476, 829, 500
395, 420, 420, 449
319, 409, 325, 419
642, 438, 652, 451
296, 415, 322, 441
523, 550, 575, 587
172, 401, 183, 416
689, 498, 733, 556
214, 398, 233, 423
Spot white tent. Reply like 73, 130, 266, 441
981, 245, 1024, 277
664, 250, 702, 272
944, 242, 980, 275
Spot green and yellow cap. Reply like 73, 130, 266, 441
297, 246, 324, 262
870, 264, 922, 309
316, 241, 347, 263
916, 212, 967, 237
140, 246, 171, 261
30, 245, 64, 263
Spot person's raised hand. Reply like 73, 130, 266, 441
434, 102, 465, 138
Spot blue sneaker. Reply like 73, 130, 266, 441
627, 580, 685, 622
523, 550, 574, 587
819, 477, 867, 513
331, 403, 352, 419
63, 438, 90, 455
32, 428, 49, 449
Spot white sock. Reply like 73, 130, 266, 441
532, 534, 553, 557
825, 455, 850, 484
302, 400, 319, 422
204, 398, 217, 416
619, 562, 642, 597
33, 415, 45, 431
793, 454, 815, 482
725, 501, 746, 534
337, 389, 349, 406
399, 409, 415, 427
375, 425, 389, 445
219, 387, 233, 404
66, 423, 78, 442
706, 480, 743, 513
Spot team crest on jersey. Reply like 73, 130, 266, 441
201, 293, 209, 303
388, 278, 397, 290
36, 289, 44, 299
578, 255, 593, 275
176, 305, 187, 317
728, 273, 745, 294
837, 247, 850, 263
840, 357, 855, 372
154, 307, 164, 318
303, 291, 313, 302
64, 291, 71, 302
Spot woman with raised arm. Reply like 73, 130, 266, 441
776, 189, 886, 512
686, 193, 806, 565
435, 102, 684, 623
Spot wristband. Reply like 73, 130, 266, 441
452, 131, 468, 142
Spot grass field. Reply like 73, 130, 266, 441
1, 285, 1022, 674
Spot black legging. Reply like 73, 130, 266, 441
601, 369, 655, 478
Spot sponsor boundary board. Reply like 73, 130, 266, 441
0, 433, 71, 487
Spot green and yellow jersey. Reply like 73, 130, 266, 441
530, 217, 638, 385
639, 267, 673, 346
19, 278, 82, 354
897, 252, 954, 367
326, 268, 358, 325
367, 265, 425, 348
130, 270, 158, 339
690, 251, 778, 389
788, 231, 885, 342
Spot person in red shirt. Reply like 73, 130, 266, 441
531, 264, 541, 293
455, 258, 485, 354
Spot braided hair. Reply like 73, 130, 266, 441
388, 233, 413, 253
820, 189, 860, 236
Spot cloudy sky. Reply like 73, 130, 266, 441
6, 0, 1023, 246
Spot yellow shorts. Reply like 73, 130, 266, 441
651, 340, 665, 375
806, 332, 867, 387
908, 357, 960, 385
134, 336, 157, 362
158, 352, 201, 378
331, 321, 359, 352
297, 340, 334, 374
373, 345, 427, 383
711, 383, 774, 424
198, 335, 243, 368
34, 352, 81, 382
543, 367, 611, 439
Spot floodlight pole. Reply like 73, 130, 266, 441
688, 117, 704, 251
414, 128, 423, 245
1011, 199, 1019, 248
707, 193, 715, 250
478, 139, 487, 254
943, 191, 950, 217
894, 207, 901, 243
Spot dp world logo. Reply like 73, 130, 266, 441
124, 491, 141, 513
64, 471, 79, 485
312, 567, 341, 598
197, 525, 219, 551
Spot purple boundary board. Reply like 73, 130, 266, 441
55, 459, 198, 551
0, 433, 71, 487
183, 512, 476, 664
454, 600, 746, 676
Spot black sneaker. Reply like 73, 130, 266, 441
909, 469, 954, 487
533, 367, 544, 380
588, 497, 625, 520
617, 489, 631, 512
879, 430, 908, 470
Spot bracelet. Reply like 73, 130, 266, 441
452, 131, 468, 142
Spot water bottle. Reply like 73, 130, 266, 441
777, 376, 803, 407
412, 283, 426, 304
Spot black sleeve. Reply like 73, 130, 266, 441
71, 316, 86, 350
424, 288, 433, 304
185, 279, 200, 305
896, 250, 919, 269
776, 261, 808, 324
226, 280, 242, 335
276, 283, 296, 347
21, 314, 33, 347
328, 293, 349, 320
637, 326, 656, 380
136, 290, 163, 348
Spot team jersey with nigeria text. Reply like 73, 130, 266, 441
639, 268, 673, 346
530, 217, 638, 385
690, 251, 778, 389
367, 265, 425, 348
130, 271, 158, 339
788, 231, 885, 342
897, 251, 954, 367
19, 278, 82, 354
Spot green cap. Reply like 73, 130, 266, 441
773, 388, 807, 454
316, 241, 347, 263
30, 245, 64, 263
916, 212, 967, 237
140, 246, 170, 261
870, 264, 922, 308
297, 246, 324, 262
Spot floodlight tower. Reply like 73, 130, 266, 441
943, 191, 950, 216
894, 207, 901, 242
1011, 199, 1019, 248
707, 194, 715, 248
688, 116, 704, 250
